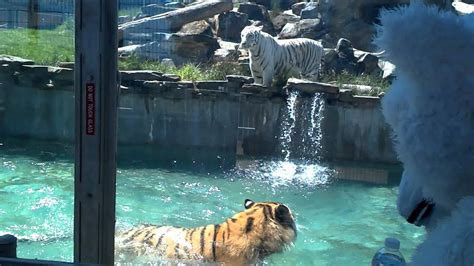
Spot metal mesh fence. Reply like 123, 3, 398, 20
0, 0, 74, 65
0, 0, 208, 66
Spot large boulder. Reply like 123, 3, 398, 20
322, 38, 359, 75
271, 12, 300, 32
213, 40, 240, 62
237, 3, 271, 22
316, 0, 410, 50
169, 33, 219, 64
119, 32, 219, 65
251, 20, 276, 36
356, 53, 382, 76
249, 0, 299, 10
278, 18, 325, 39
178, 20, 213, 37
322, 38, 383, 76
300, 2, 320, 19
216, 11, 250, 42
291, 2, 307, 16
249, 0, 272, 9
278, 0, 299, 10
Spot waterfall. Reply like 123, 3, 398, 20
308, 93, 325, 161
280, 91, 299, 161
237, 90, 334, 188
280, 91, 326, 162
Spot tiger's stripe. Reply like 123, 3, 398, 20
115, 200, 297, 266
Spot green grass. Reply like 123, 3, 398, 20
119, 56, 246, 81
320, 71, 390, 96
0, 28, 74, 65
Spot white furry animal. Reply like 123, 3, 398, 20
452, 1, 474, 15
376, 1, 474, 265
239, 25, 324, 87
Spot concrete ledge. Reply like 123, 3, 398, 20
0, 55, 398, 165
285, 78, 340, 95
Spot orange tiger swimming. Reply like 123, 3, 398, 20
115, 199, 297, 265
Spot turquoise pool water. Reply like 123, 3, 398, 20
0, 139, 425, 265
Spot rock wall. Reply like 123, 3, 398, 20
0, 56, 399, 166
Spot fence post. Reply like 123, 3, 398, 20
0, 234, 17, 258
74, 0, 118, 264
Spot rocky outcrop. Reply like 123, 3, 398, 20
238, 3, 271, 22
300, 2, 319, 19
178, 20, 213, 37
271, 12, 300, 32
316, 0, 411, 50
119, 0, 233, 37
237, 1, 276, 35
119, 32, 219, 65
216, 11, 250, 42
118, 0, 232, 64
249, 0, 299, 10
279, 18, 325, 40
291, 2, 307, 16
322, 38, 384, 77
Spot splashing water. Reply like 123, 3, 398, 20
234, 160, 334, 189
274, 91, 333, 187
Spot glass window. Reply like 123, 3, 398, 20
113, 0, 426, 265
0, 0, 74, 261
1, 0, 444, 264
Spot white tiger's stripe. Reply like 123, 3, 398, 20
241, 26, 324, 87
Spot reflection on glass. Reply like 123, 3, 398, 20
0, 0, 75, 262
0, 0, 436, 264
115, 0, 427, 265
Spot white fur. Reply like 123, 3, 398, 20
411, 197, 474, 266
376, 1, 474, 212
240, 26, 323, 87
376, 1, 474, 265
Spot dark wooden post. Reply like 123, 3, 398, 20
27, 0, 39, 29
0, 234, 17, 258
74, 0, 118, 264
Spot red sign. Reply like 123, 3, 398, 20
86, 83, 95, 135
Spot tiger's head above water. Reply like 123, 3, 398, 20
233, 199, 297, 258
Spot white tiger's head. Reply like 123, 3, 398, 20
239, 25, 264, 50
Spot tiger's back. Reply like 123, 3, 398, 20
115, 199, 297, 265
117, 224, 224, 263
276, 38, 324, 77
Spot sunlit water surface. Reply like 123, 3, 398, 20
0, 140, 425, 265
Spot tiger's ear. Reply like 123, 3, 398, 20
256, 25, 264, 31
275, 204, 291, 223
244, 199, 255, 209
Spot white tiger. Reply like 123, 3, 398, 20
239, 25, 324, 87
